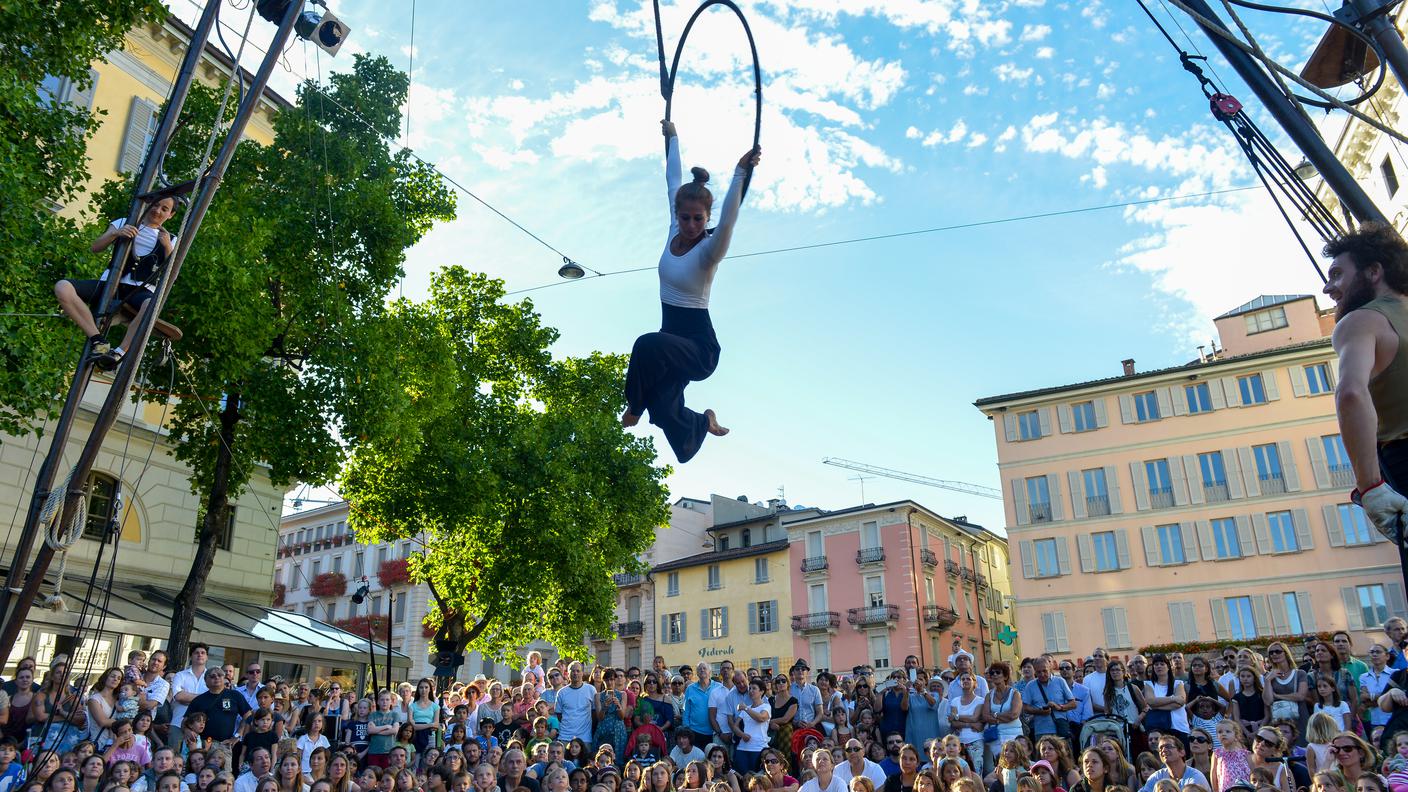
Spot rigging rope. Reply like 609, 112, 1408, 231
1161, 0, 1407, 144
653, 0, 764, 201
1134, 0, 1342, 281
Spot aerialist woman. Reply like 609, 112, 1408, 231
621, 119, 761, 463
53, 196, 177, 371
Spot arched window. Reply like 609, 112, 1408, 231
741, 528, 751, 548
83, 472, 119, 540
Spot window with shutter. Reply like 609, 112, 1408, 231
118, 96, 160, 174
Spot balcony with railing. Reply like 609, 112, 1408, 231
1329, 465, 1355, 488
944, 559, 960, 578
1259, 474, 1287, 494
1028, 502, 1053, 522
959, 567, 976, 584
791, 612, 841, 633
1086, 496, 1111, 516
919, 549, 938, 567
1149, 488, 1175, 509
801, 556, 829, 573
1204, 482, 1230, 502
856, 546, 885, 565
615, 620, 644, 637
975, 573, 989, 591
922, 605, 959, 630
847, 604, 900, 627
613, 572, 644, 587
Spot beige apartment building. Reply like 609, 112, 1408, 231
974, 294, 1404, 656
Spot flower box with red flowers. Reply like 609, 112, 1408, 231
378, 558, 411, 588
309, 571, 347, 598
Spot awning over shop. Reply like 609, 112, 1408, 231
16, 580, 409, 671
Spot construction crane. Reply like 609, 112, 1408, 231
822, 457, 1003, 500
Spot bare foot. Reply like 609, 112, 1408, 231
705, 409, 730, 436
621, 409, 640, 428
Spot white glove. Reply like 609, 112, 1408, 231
1353, 480, 1408, 545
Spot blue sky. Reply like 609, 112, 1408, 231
179, 0, 1342, 531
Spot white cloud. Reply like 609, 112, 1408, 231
1114, 192, 1327, 341
905, 125, 922, 139
1035, 46, 1055, 59
1012, 108, 1323, 341
962, 83, 989, 96
994, 125, 1017, 152
967, 132, 989, 148
1096, 83, 1115, 100
994, 62, 1036, 84
1019, 112, 1243, 192
1020, 24, 1052, 42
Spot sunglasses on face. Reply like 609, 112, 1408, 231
845, 747, 862, 753
1191, 737, 1209, 744
1332, 745, 1359, 754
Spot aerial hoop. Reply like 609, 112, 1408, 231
653, 0, 763, 201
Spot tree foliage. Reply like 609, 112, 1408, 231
340, 268, 671, 664
83, 55, 455, 661
0, 0, 164, 438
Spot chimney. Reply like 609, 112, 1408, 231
1121, 358, 1136, 376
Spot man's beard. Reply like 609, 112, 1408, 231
1336, 270, 1377, 320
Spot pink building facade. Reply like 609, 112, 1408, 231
787, 502, 1015, 675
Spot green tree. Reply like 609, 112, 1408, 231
85, 55, 455, 662
339, 268, 671, 664
0, 0, 163, 438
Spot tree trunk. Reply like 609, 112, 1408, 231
166, 392, 240, 665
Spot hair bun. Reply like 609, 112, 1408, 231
690, 166, 709, 184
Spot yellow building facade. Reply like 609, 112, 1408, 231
649, 507, 798, 674
51, 13, 287, 222
975, 295, 1404, 657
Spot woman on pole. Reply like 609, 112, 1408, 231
621, 119, 760, 463
53, 197, 177, 371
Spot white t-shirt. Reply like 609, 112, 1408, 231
297, 733, 330, 773
1218, 672, 1240, 697
105, 220, 177, 286
834, 759, 888, 789
709, 684, 733, 735
1084, 671, 1108, 710
736, 702, 770, 751
1313, 701, 1352, 730
554, 684, 596, 743
799, 774, 850, 792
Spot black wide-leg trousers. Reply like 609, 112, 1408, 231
625, 303, 720, 464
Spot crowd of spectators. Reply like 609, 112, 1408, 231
1, 624, 1407, 792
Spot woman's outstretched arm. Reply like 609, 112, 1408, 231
702, 145, 760, 267
664, 120, 681, 227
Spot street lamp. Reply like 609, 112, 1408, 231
350, 582, 377, 693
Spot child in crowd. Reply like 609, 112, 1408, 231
1305, 712, 1340, 774
1382, 732, 1408, 792
123, 652, 148, 686
0, 738, 25, 792
1311, 677, 1352, 732
116, 681, 142, 722
176, 712, 207, 760
1190, 697, 1226, 749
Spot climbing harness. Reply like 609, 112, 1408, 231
652, 0, 763, 201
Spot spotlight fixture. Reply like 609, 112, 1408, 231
350, 583, 370, 605
296, 8, 350, 56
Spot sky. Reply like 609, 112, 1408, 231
173, 0, 1348, 532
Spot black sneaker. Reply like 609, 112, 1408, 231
89, 336, 111, 357
91, 348, 123, 371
